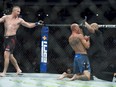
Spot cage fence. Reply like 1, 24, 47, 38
0, 0, 116, 77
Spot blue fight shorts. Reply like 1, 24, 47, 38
73, 54, 91, 74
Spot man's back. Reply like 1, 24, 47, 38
69, 34, 87, 54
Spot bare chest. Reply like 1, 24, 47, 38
5, 17, 20, 26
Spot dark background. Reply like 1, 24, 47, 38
0, 0, 116, 74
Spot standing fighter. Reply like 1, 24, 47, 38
58, 23, 91, 81
83, 21, 115, 81
0, 6, 43, 76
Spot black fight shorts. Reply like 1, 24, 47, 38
4, 35, 16, 54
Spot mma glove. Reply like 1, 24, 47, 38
35, 20, 44, 26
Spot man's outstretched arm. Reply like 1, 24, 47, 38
20, 18, 43, 28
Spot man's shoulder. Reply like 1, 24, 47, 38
69, 34, 81, 39
18, 17, 24, 22
1, 15, 8, 18
19, 17, 23, 20
3, 15, 12, 19
5, 15, 11, 17
78, 34, 84, 38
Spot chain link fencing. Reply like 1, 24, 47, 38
0, 0, 116, 76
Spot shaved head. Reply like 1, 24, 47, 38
70, 23, 82, 34
11, 6, 21, 16
12, 6, 20, 12
70, 23, 80, 31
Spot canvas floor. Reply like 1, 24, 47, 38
0, 73, 116, 87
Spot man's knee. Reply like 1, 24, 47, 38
4, 51, 10, 58
83, 70, 91, 80
78, 75, 90, 81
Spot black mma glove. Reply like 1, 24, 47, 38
35, 20, 44, 26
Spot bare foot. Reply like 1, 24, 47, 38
69, 74, 77, 81
16, 70, 22, 75
0, 73, 6, 77
57, 72, 67, 80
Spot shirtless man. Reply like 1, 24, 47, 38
0, 6, 43, 76
58, 23, 91, 81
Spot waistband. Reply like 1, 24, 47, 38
75, 54, 87, 58
4, 35, 16, 38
